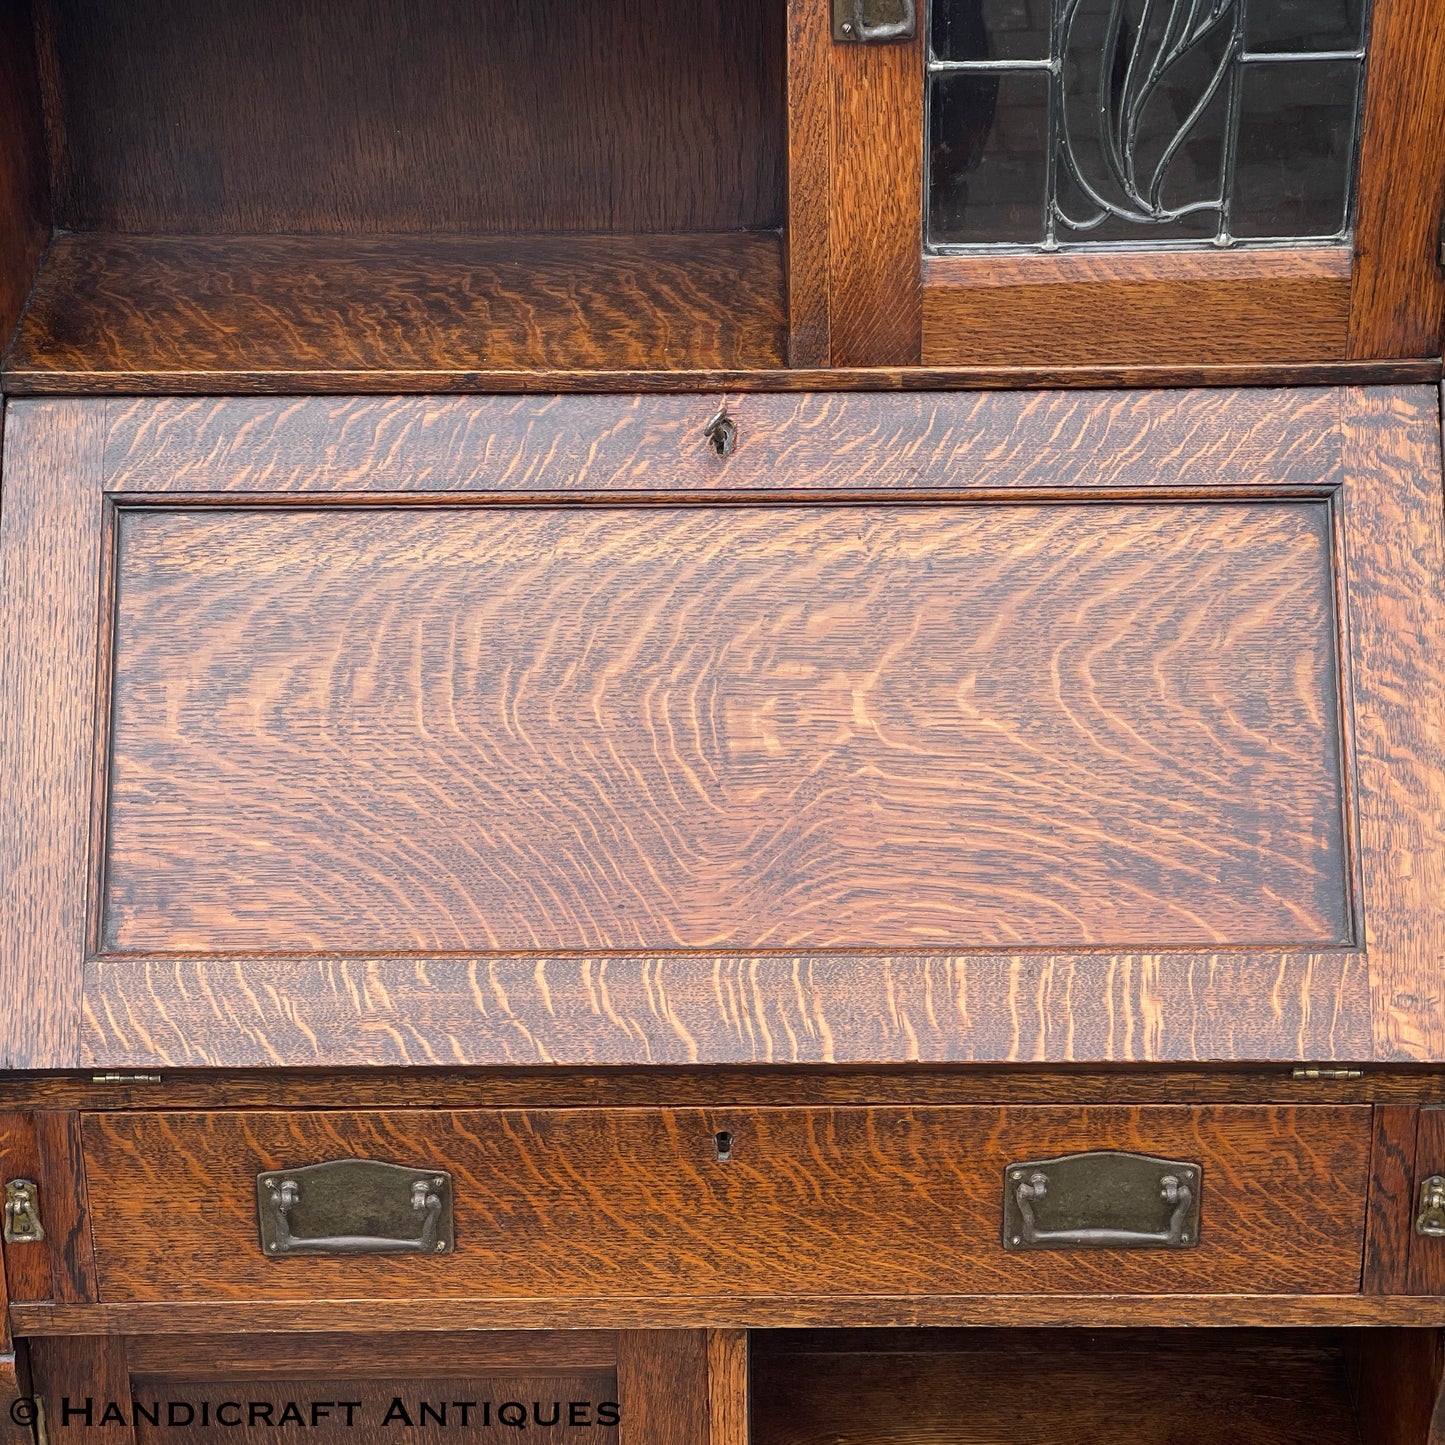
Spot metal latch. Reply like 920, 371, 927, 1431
1417, 1176, 1445, 1236
833, 0, 916, 42
4, 1178, 44, 1243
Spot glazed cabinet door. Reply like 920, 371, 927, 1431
788, 0, 1445, 367
1, 385, 1442, 1068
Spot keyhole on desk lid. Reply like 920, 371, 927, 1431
713, 1130, 734, 1162
704, 408, 738, 457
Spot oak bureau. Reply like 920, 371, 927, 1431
1, 2, 1445, 1444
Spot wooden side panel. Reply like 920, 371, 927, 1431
0, 1198, 23, 1445
99, 498, 1348, 956
0, 1112, 50, 1303
923, 250, 1352, 367
32, 1113, 96, 1304
618, 1333, 709, 1445
706, 1332, 748, 1445
1410, 1109, 1445, 1296
28, 1337, 133, 1445
1338, 388, 1445, 1060
0, 400, 106, 1070
0, 0, 48, 358
1365, 1105, 1419, 1294
1348, 0, 1445, 359
80, 1106, 1372, 1302
785, 0, 831, 367
827, 29, 923, 366
1352, 1330, 1445, 1445
39, 0, 785, 235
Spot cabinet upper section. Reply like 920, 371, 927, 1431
0, 0, 1440, 385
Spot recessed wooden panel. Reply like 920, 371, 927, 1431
101, 498, 1348, 955
923, 251, 1352, 368
80, 1106, 1372, 1302
751, 1330, 1365, 1445
37, 0, 784, 235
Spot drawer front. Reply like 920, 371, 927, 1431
82, 1106, 1370, 1300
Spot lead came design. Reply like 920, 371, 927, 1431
928, 0, 1372, 249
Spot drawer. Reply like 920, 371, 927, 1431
81, 1105, 1371, 1300
3, 387, 1444, 1068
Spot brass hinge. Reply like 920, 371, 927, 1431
1291, 1065, 1365, 1081
90, 1072, 161, 1084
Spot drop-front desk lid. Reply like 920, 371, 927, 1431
1, 386, 1441, 1069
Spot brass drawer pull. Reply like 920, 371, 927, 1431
1002, 1150, 1201, 1251
257, 1158, 454, 1258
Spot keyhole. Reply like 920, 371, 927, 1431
713, 1130, 734, 1162
704, 409, 738, 458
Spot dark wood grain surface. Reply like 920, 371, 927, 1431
0, 401, 106, 1070
1365, 1106, 1418, 1295
80, 1106, 1370, 1302
94, 388, 1347, 498
706, 1332, 747, 1445
126, 1381, 617, 1445
36, 0, 783, 236
1410, 1109, 1445, 1296
6, 387, 1441, 1067
1351, 1330, 1445, 1445
825, 16, 922, 366
78, 950, 1371, 1068
100, 497, 1348, 956
751, 1330, 1364, 1445
4, 359, 1436, 398
1347, 0, 1445, 359
121, 1332, 618, 1376
0, 1112, 50, 1303
1, 1062, 1432, 1112
18, 1293, 1445, 1336
923, 250, 1352, 367
28, 1337, 134, 1445
0, 0, 48, 360
1338, 388, 1445, 1061
784, 0, 830, 368
617, 1332, 708, 1445
6, 233, 788, 377
32, 1112, 96, 1304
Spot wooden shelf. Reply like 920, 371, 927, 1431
3, 230, 786, 387
752, 1329, 1366, 1445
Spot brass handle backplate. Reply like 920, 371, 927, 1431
257, 1158, 454, 1258
1002, 1150, 1201, 1251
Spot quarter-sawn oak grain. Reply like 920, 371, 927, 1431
0, 401, 106, 1070
7, 233, 789, 379
100, 498, 1348, 955
79, 1106, 1370, 1302
5, 387, 1443, 1067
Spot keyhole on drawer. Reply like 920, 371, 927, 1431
713, 1130, 734, 1163
704, 408, 738, 458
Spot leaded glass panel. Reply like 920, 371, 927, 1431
927, 0, 1372, 250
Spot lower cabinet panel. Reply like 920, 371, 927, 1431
79, 1106, 1371, 1301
